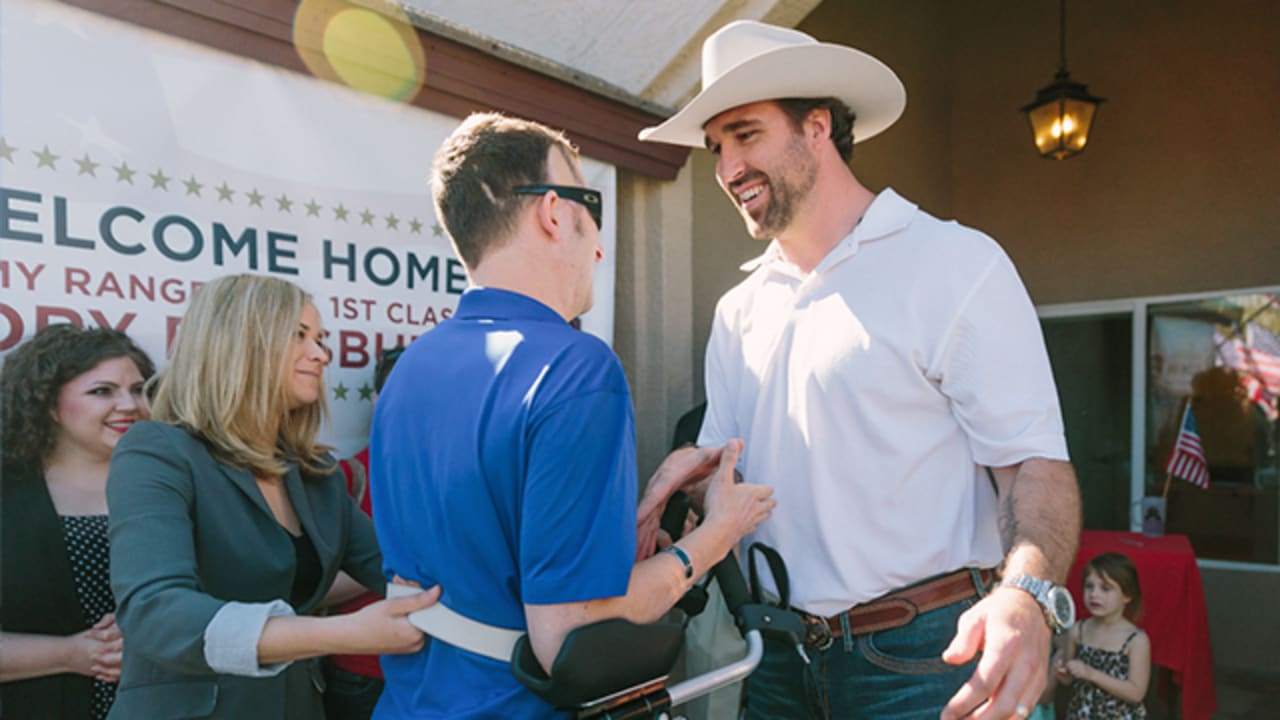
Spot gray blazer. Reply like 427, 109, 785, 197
106, 421, 385, 720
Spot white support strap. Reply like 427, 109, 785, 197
386, 583, 525, 663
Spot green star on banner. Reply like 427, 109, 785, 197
247, 189, 265, 207
276, 194, 293, 213
385, 213, 400, 230
183, 176, 203, 196
431, 223, 444, 237
305, 199, 322, 217
215, 182, 235, 202
34, 145, 60, 169
409, 218, 423, 234
149, 169, 171, 190
75, 154, 99, 177
360, 209, 374, 226
0, 137, 17, 163
334, 204, 349, 222
333, 383, 349, 400
358, 384, 374, 401
114, 162, 136, 184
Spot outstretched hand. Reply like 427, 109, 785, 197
940, 587, 1052, 720
701, 440, 774, 544
635, 444, 724, 561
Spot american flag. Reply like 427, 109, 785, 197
1164, 404, 1210, 489
1217, 322, 1280, 420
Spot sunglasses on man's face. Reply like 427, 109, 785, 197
513, 184, 603, 230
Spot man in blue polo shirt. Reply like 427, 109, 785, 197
369, 113, 776, 719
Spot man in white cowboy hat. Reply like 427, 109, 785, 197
637, 20, 1081, 720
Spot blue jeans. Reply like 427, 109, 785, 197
746, 596, 980, 720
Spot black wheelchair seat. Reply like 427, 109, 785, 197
511, 618, 685, 710
508, 492, 798, 718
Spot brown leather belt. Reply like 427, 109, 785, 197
799, 567, 997, 650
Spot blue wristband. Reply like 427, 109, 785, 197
663, 545, 694, 580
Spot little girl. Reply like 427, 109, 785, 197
1056, 552, 1151, 719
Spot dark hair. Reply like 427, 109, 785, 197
775, 97, 857, 163
431, 112, 579, 269
1084, 552, 1144, 621
1, 324, 155, 470
374, 346, 405, 395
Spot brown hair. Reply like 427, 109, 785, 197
1, 325, 154, 470
775, 97, 857, 163
431, 112, 579, 269
1084, 552, 1144, 621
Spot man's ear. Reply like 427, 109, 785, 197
533, 190, 563, 240
805, 107, 832, 147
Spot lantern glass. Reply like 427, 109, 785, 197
1025, 93, 1100, 159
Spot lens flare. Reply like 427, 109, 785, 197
293, 0, 425, 103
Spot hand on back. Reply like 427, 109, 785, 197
340, 585, 441, 655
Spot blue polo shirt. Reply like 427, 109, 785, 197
370, 287, 637, 719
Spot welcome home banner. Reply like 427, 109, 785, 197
0, 0, 618, 452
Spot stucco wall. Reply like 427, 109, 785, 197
947, 0, 1280, 306
614, 165, 699, 476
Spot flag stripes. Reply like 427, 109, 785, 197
1164, 404, 1210, 488
1216, 322, 1280, 420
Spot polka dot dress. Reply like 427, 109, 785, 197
61, 514, 117, 720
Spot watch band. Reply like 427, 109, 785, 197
1003, 575, 1050, 597
663, 545, 694, 580
1000, 574, 1075, 633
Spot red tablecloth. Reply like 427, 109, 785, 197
1067, 530, 1215, 720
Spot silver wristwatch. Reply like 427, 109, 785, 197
1000, 575, 1076, 634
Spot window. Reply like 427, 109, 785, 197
1040, 288, 1280, 568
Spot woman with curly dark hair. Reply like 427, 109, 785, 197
1, 324, 155, 719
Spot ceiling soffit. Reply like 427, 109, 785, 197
395, 0, 821, 113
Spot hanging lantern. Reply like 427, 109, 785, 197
1021, 0, 1104, 159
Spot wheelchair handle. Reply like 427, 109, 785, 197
664, 543, 762, 706
666, 629, 762, 707
712, 546, 752, 616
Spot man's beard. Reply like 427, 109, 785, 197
740, 137, 817, 240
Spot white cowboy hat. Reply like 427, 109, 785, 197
638, 21, 906, 148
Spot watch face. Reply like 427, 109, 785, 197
1047, 586, 1076, 629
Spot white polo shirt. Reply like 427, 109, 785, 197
698, 188, 1069, 617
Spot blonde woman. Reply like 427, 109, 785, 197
105, 274, 438, 719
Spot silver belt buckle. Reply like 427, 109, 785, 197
802, 613, 834, 652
